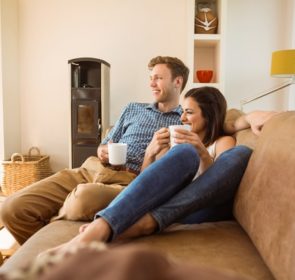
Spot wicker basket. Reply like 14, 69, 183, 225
1, 147, 53, 196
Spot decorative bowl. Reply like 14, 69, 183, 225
196, 70, 213, 83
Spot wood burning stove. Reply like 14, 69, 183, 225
69, 58, 110, 168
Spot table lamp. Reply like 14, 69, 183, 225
241, 49, 295, 108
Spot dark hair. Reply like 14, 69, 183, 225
184, 86, 227, 146
148, 56, 189, 91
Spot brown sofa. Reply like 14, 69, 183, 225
1, 111, 295, 280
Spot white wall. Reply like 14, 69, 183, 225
225, 0, 294, 112
0, 1, 3, 161
1, 0, 294, 171
287, 0, 295, 110
18, 0, 187, 171
0, 0, 20, 161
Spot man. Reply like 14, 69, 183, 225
1, 56, 190, 245
96, 56, 189, 174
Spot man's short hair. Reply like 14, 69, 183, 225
148, 56, 189, 91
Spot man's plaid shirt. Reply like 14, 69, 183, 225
102, 102, 182, 173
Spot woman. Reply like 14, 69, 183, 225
47, 87, 252, 250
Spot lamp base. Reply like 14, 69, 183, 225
240, 79, 294, 110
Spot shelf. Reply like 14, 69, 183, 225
194, 34, 221, 42
188, 0, 226, 91
191, 82, 221, 89
194, 36, 220, 48
193, 42, 220, 83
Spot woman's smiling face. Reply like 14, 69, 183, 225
181, 96, 206, 136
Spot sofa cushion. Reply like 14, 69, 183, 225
235, 128, 258, 150
225, 109, 258, 149
234, 111, 295, 280
1, 220, 274, 279
0, 242, 252, 280
225, 109, 244, 125
132, 222, 274, 279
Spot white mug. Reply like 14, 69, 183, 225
169, 124, 191, 147
108, 143, 128, 165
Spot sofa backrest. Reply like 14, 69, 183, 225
234, 111, 295, 280
225, 109, 258, 150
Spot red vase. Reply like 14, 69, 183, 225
196, 70, 213, 83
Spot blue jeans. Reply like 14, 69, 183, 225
96, 144, 252, 239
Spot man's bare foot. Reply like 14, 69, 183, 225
39, 218, 112, 257
116, 213, 157, 241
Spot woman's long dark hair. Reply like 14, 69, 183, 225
184, 86, 227, 146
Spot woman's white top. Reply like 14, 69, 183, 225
207, 141, 217, 160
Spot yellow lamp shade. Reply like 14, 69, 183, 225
271, 49, 295, 77
271, 49, 295, 78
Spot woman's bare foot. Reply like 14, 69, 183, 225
39, 218, 112, 257
116, 213, 157, 241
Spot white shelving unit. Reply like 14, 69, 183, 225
187, 0, 227, 92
